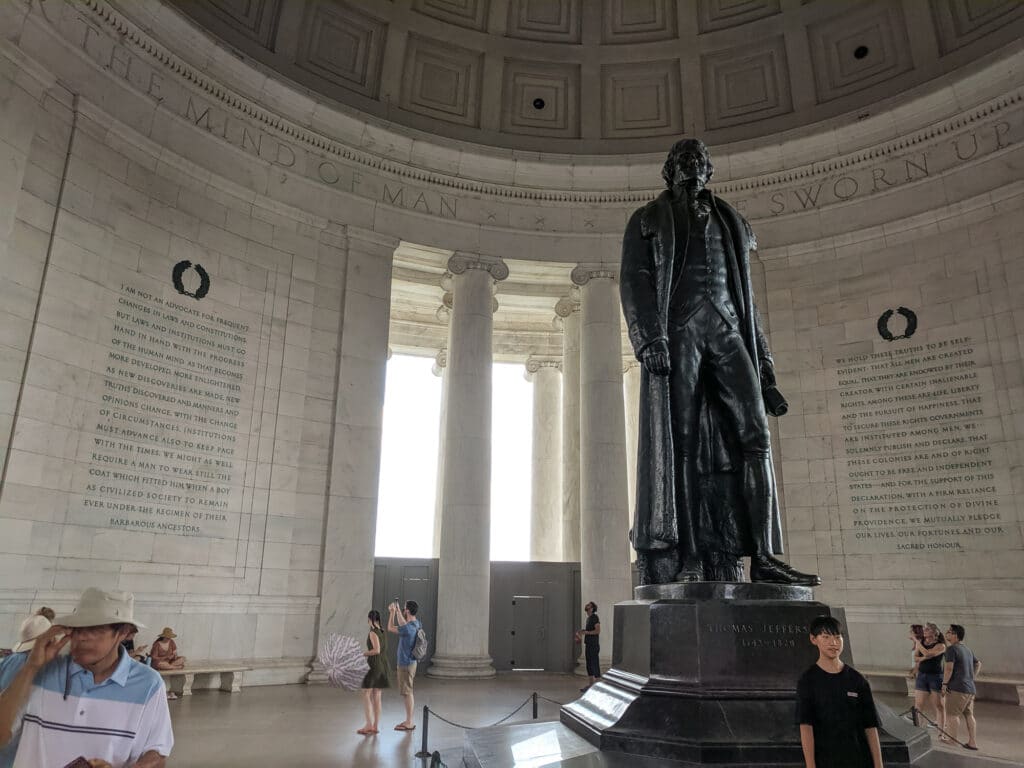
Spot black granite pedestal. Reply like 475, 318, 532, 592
559, 583, 931, 766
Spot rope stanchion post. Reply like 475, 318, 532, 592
415, 704, 431, 758
532, 692, 538, 719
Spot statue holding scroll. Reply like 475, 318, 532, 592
620, 138, 820, 587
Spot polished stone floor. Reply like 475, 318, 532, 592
167, 674, 1024, 767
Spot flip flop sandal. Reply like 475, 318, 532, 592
394, 724, 416, 731
964, 745, 979, 751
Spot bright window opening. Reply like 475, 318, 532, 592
375, 355, 532, 561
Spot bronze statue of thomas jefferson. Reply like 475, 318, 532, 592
620, 138, 820, 587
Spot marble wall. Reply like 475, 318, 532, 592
0, 3, 393, 677
0, 94, 335, 669
763, 172, 1024, 673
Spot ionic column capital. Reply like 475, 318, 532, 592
525, 356, 562, 380
571, 263, 619, 286
448, 252, 510, 282
432, 347, 448, 377
623, 359, 641, 374
435, 291, 453, 322
554, 293, 582, 319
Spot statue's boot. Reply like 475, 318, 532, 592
750, 555, 821, 586
745, 456, 822, 587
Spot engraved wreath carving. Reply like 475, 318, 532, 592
877, 306, 918, 342
172, 260, 211, 300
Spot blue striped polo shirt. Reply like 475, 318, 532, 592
10, 648, 173, 768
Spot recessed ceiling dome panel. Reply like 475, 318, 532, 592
166, 0, 1024, 154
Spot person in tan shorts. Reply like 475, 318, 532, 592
397, 664, 416, 696
388, 600, 422, 731
941, 624, 980, 750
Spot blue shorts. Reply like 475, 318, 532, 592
916, 672, 943, 692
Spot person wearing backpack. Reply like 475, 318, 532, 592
388, 600, 423, 731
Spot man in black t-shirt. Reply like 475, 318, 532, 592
796, 616, 883, 768
575, 601, 601, 691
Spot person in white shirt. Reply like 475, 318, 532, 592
0, 588, 173, 768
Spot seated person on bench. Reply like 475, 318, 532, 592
150, 628, 186, 671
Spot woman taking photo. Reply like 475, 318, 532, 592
358, 609, 391, 735
912, 622, 946, 730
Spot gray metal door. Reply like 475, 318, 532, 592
510, 595, 546, 670
371, 558, 438, 676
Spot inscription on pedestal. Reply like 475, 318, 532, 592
707, 622, 807, 649
833, 334, 1018, 554
75, 282, 256, 542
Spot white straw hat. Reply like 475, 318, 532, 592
13, 615, 52, 652
53, 588, 144, 630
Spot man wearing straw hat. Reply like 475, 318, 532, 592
0, 613, 51, 768
0, 588, 173, 768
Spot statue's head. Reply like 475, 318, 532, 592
661, 138, 714, 190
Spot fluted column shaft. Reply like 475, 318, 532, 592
429, 253, 507, 679
573, 266, 632, 665
556, 296, 582, 562
527, 359, 562, 562
623, 361, 641, 517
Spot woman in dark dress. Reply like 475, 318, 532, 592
358, 610, 390, 735
912, 622, 946, 731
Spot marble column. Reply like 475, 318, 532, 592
526, 357, 563, 562
309, 227, 397, 682
571, 265, 632, 666
431, 345, 448, 558
429, 252, 508, 679
623, 360, 641, 517
555, 294, 582, 563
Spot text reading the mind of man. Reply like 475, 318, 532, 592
78, 283, 254, 539
70, 9, 1024, 234
833, 337, 1017, 554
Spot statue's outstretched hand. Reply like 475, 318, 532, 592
640, 339, 670, 375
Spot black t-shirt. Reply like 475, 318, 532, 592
796, 664, 879, 768
584, 613, 600, 647
918, 641, 944, 675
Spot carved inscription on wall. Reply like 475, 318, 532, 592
77, 283, 255, 540
833, 335, 1018, 554
69, 7, 1024, 234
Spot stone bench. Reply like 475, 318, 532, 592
158, 663, 250, 696
861, 668, 1024, 706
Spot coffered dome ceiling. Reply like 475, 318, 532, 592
166, 0, 1024, 154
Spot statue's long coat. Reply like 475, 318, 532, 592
620, 190, 784, 555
